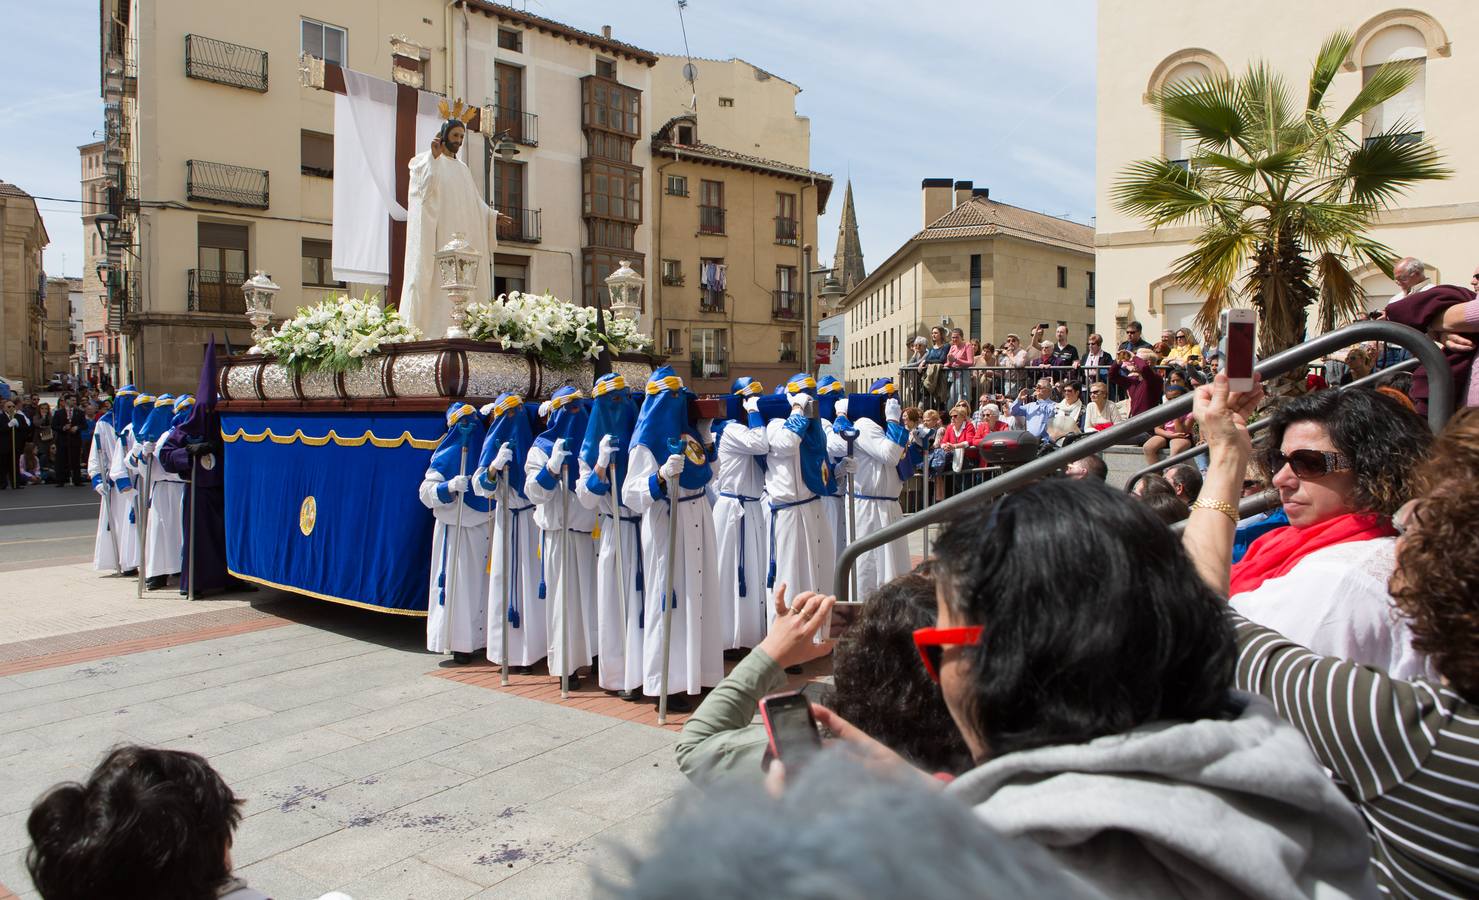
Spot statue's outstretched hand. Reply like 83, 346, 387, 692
430, 138, 444, 159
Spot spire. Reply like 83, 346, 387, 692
831, 179, 866, 294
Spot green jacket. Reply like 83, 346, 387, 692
674, 647, 788, 786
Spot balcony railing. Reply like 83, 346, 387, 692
699, 288, 724, 313
496, 206, 542, 243
772, 290, 802, 320
699, 205, 725, 234
187, 160, 269, 209
690, 357, 728, 380
779, 349, 798, 363
493, 106, 539, 147
188, 268, 246, 314
661, 271, 685, 287
774, 216, 798, 244
185, 34, 269, 92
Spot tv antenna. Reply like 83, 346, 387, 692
676, 0, 697, 112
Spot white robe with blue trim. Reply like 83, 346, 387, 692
622, 444, 724, 696
576, 460, 645, 692
842, 417, 911, 601
711, 421, 770, 649
106, 424, 141, 572
524, 446, 598, 678
140, 428, 186, 580
87, 418, 132, 572
419, 472, 491, 654
475, 469, 547, 667
763, 418, 837, 617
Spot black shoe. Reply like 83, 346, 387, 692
664, 694, 696, 713
508, 664, 534, 676
451, 651, 474, 665
120, 568, 138, 577
617, 689, 642, 702
563, 672, 582, 691
145, 575, 168, 590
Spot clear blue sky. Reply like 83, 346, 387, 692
2, 0, 1097, 281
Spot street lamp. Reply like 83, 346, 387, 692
492, 132, 519, 163
604, 259, 644, 322
435, 232, 482, 339
242, 270, 281, 354
93, 210, 118, 248
818, 271, 845, 314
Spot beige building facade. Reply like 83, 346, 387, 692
1096, 1, 1479, 342
649, 55, 810, 169
41, 277, 79, 385
650, 114, 830, 394
840, 179, 1095, 391
79, 141, 121, 388
0, 183, 49, 391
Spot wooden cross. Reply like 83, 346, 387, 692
300, 56, 496, 307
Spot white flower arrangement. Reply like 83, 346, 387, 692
259, 296, 422, 374
465, 290, 650, 368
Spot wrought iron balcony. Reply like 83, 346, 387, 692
778, 349, 798, 363
690, 357, 728, 380
185, 35, 269, 92
495, 207, 542, 243
699, 205, 725, 234
772, 290, 802, 320
699, 287, 725, 313
493, 106, 539, 147
187, 160, 269, 209
774, 217, 798, 244
661, 271, 685, 286
188, 268, 247, 314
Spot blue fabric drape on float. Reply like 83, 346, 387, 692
222, 410, 444, 613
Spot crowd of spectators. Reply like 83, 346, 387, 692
2, 388, 109, 490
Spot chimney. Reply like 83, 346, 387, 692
922, 178, 952, 227
953, 180, 974, 207
972, 187, 990, 200
601, 25, 612, 39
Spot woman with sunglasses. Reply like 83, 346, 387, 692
809, 478, 1376, 898
1185, 381, 1479, 899
1082, 380, 1123, 432
1164, 328, 1201, 369
1227, 387, 1434, 679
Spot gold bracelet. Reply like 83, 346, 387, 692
1189, 498, 1240, 523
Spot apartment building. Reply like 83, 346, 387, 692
40, 277, 79, 385
839, 179, 1094, 391
0, 182, 49, 390
100, 0, 449, 390
1096, 1, 1479, 340
79, 141, 121, 388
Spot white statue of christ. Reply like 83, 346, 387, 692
399, 118, 501, 337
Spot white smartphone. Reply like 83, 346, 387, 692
1220, 309, 1256, 393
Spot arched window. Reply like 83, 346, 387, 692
1160, 61, 1212, 167
1362, 25, 1426, 143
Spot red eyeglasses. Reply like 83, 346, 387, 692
913, 626, 984, 682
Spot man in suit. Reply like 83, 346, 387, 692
1, 398, 31, 490
51, 393, 87, 486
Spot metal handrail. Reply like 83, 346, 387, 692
1122, 356, 1422, 493
834, 320, 1454, 602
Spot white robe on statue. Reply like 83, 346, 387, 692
140, 430, 186, 579
418, 473, 491, 655
623, 446, 724, 697
525, 447, 598, 678
474, 470, 547, 668
399, 148, 497, 338
842, 418, 911, 600
88, 419, 131, 572
576, 462, 644, 692
712, 420, 770, 649
763, 419, 836, 618
108, 425, 141, 573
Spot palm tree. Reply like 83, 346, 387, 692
1113, 32, 1450, 357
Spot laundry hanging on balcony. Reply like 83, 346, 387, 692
700, 261, 727, 292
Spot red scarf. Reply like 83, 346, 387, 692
1229, 512, 1396, 596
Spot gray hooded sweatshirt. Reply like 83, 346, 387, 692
947, 694, 1378, 899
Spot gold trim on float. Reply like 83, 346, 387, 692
228, 568, 428, 617
221, 427, 439, 449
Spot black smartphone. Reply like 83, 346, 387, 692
760, 691, 822, 771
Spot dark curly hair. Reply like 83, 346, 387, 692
832, 573, 972, 774
1262, 387, 1432, 515
934, 478, 1236, 759
27, 745, 242, 900
1392, 407, 1479, 698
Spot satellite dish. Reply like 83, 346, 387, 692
682, 62, 698, 84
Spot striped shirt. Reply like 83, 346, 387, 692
1234, 614, 1479, 898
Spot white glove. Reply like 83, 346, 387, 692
834, 456, 857, 477
885, 398, 902, 423
538, 400, 553, 418
471, 467, 492, 497
834, 398, 849, 419
659, 453, 685, 480
596, 435, 616, 469
94, 479, 108, 496
142, 441, 157, 459
742, 396, 760, 415
546, 438, 569, 475
788, 391, 813, 414
697, 418, 713, 437
6, 419, 16, 428
479, 402, 497, 417
447, 475, 471, 494
490, 444, 514, 472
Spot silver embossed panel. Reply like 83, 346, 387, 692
613, 359, 654, 389
225, 363, 260, 401
536, 360, 595, 399
465, 351, 530, 399
391, 351, 441, 397
259, 363, 296, 400
342, 356, 388, 399
299, 368, 339, 400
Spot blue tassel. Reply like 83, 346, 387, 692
638, 599, 644, 630
129, 507, 135, 525
508, 600, 521, 628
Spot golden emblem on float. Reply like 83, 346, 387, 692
681, 435, 706, 467
299, 496, 318, 536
